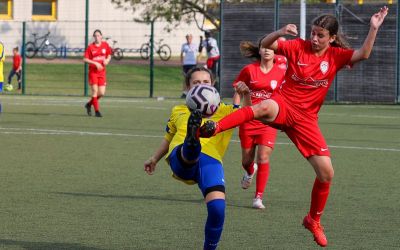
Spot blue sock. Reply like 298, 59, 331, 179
182, 139, 201, 162
204, 199, 225, 250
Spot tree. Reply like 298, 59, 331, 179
111, 0, 222, 31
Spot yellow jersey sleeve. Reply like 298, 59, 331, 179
0, 43, 4, 62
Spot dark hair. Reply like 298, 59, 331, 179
13, 47, 19, 51
312, 14, 350, 49
185, 66, 214, 87
239, 38, 265, 61
93, 29, 102, 36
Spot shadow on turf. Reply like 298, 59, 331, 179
0, 239, 102, 250
52, 192, 254, 209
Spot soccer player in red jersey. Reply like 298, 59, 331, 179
83, 29, 112, 117
232, 40, 285, 209
7, 47, 22, 90
199, 6, 388, 247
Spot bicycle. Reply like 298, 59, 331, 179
140, 36, 171, 61
25, 31, 57, 60
105, 37, 123, 61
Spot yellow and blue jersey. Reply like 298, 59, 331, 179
0, 42, 5, 82
164, 103, 237, 163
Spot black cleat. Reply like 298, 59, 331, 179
85, 103, 92, 116
199, 120, 217, 138
95, 111, 102, 117
185, 110, 202, 147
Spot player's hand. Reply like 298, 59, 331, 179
279, 24, 298, 37
199, 120, 217, 138
95, 62, 104, 71
370, 6, 388, 29
144, 157, 157, 175
234, 81, 250, 96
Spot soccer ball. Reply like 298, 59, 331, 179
4, 84, 13, 92
186, 84, 220, 117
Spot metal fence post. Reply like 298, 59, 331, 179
21, 21, 26, 95
84, 0, 89, 97
396, 0, 400, 103
218, 0, 223, 93
274, 0, 280, 31
334, 0, 341, 102
149, 20, 154, 98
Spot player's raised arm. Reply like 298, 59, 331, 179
261, 24, 298, 51
351, 6, 388, 64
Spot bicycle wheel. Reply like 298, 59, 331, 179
113, 48, 124, 61
42, 44, 57, 60
140, 43, 150, 60
158, 44, 171, 61
25, 42, 37, 58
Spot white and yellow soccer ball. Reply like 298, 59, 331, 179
4, 84, 13, 92
186, 84, 220, 117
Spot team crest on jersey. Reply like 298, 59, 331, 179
102, 48, 106, 54
270, 80, 277, 90
320, 61, 329, 74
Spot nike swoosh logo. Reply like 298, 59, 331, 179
316, 211, 323, 215
320, 148, 329, 152
297, 61, 308, 66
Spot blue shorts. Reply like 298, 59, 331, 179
169, 146, 225, 197
0, 82, 3, 92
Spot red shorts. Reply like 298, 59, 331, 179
239, 126, 277, 149
206, 56, 220, 70
270, 94, 330, 158
89, 72, 107, 86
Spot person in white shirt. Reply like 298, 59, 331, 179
180, 34, 198, 98
199, 31, 220, 78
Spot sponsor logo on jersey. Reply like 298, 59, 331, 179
251, 90, 272, 99
291, 74, 328, 88
320, 61, 329, 74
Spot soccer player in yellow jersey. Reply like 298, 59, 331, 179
144, 67, 250, 250
0, 41, 5, 113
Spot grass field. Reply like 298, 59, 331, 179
0, 95, 399, 249
3, 61, 183, 98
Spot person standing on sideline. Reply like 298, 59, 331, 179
0, 41, 5, 113
7, 47, 22, 90
180, 34, 198, 98
232, 40, 286, 209
83, 29, 112, 117
199, 7, 388, 247
144, 66, 250, 250
199, 31, 220, 78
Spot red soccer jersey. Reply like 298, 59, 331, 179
13, 54, 21, 70
276, 38, 354, 117
233, 62, 285, 133
274, 54, 287, 71
84, 41, 112, 74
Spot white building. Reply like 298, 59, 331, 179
0, 0, 208, 56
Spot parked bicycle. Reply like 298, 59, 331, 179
140, 36, 171, 61
105, 37, 123, 61
25, 31, 57, 60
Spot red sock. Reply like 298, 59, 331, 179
216, 106, 254, 133
309, 178, 331, 222
242, 162, 254, 176
92, 97, 99, 112
255, 162, 270, 199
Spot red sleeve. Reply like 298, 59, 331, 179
332, 47, 354, 69
15, 55, 21, 68
84, 46, 91, 59
106, 43, 112, 57
276, 38, 302, 59
233, 66, 250, 87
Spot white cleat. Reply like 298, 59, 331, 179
241, 163, 258, 189
252, 197, 266, 209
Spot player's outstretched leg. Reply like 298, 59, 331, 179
181, 110, 202, 164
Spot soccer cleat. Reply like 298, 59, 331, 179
199, 120, 218, 138
95, 111, 103, 117
85, 103, 92, 116
252, 197, 265, 209
185, 110, 202, 147
241, 163, 258, 189
303, 214, 328, 247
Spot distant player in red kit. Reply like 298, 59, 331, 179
232, 40, 285, 209
199, 6, 388, 247
83, 29, 112, 117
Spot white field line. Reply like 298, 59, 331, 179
0, 127, 399, 152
